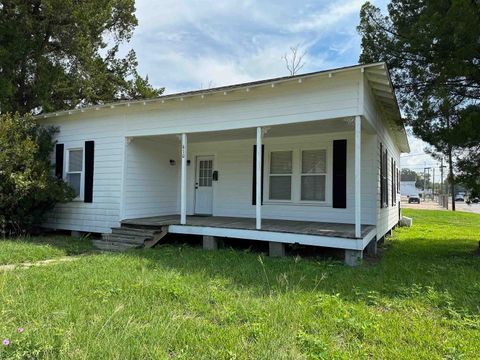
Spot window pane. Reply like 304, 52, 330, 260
69, 150, 83, 172
67, 173, 81, 197
269, 176, 291, 200
198, 160, 212, 187
270, 151, 292, 174
301, 175, 326, 201
302, 149, 326, 174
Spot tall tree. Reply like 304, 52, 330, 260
400, 168, 418, 182
0, 0, 163, 115
454, 105, 480, 197
357, 0, 480, 210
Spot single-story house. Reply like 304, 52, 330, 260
37, 62, 409, 266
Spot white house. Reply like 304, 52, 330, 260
38, 62, 409, 266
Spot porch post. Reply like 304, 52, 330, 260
180, 133, 187, 225
355, 115, 361, 238
256, 127, 262, 229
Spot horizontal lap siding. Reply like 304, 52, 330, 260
363, 81, 401, 239
43, 114, 125, 233
187, 131, 376, 225
124, 73, 360, 136
123, 138, 179, 219
40, 71, 367, 233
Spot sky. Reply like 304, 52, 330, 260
126, 0, 441, 177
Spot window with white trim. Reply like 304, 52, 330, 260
66, 148, 84, 199
269, 151, 292, 200
301, 149, 326, 201
267, 147, 329, 203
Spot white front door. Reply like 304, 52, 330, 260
194, 155, 214, 215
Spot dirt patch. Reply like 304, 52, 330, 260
0, 255, 83, 272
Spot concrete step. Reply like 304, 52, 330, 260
92, 240, 141, 252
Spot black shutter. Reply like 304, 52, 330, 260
252, 144, 264, 205
55, 143, 64, 179
385, 148, 389, 207
84, 141, 95, 203
380, 143, 384, 208
332, 139, 347, 208
391, 158, 395, 206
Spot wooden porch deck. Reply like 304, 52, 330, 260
121, 215, 375, 240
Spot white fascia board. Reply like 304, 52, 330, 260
168, 225, 370, 250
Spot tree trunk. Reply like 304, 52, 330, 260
448, 146, 455, 211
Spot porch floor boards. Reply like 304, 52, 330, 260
121, 215, 375, 239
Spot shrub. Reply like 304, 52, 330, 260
0, 113, 74, 235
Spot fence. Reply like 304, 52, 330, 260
438, 195, 449, 209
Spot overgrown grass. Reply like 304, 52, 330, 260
0, 235, 93, 265
0, 209, 479, 359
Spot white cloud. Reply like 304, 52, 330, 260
288, 0, 364, 33
130, 0, 369, 93
127, 0, 432, 165
400, 133, 441, 174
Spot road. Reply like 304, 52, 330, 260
402, 199, 480, 214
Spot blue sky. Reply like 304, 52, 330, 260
127, 0, 439, 173
130, 0, 381, 93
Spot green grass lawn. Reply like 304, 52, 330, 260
0, 235, 93, 265
0, 209, 479, 359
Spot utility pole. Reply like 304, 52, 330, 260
440, 158, 444, 195
423, 162, 427, 202
423, 164, 431, 202
440, 158, 447, 208
433, 167, 435, 201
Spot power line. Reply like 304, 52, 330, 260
401, 164, 440, 168
400, 153, 435, 158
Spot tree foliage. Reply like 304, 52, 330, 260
0, 0, 163, 115
0, 113, 74, 235
400, 168, 418, 182
357, 0, 480, 205
455, 106, 480, 196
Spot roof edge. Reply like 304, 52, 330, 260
36, 62, 387, 120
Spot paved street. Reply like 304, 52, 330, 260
402, 199, 480, 214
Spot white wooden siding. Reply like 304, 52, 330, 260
122, 72, 361, 137
186, 131, 377, 225
40, 68, 404, 235
123, 138, 179, 219
363, 79, 402, 239
43, 113, 125, 233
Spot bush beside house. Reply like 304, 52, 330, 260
0, 113, 74, 236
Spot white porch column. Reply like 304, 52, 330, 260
256, 127, 262, 229
355, 115, 361, 238
180, 133, 187, 225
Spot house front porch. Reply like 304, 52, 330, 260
109, 214, 377, 265
122, 215, 375, 243
97, 117, 381, 265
